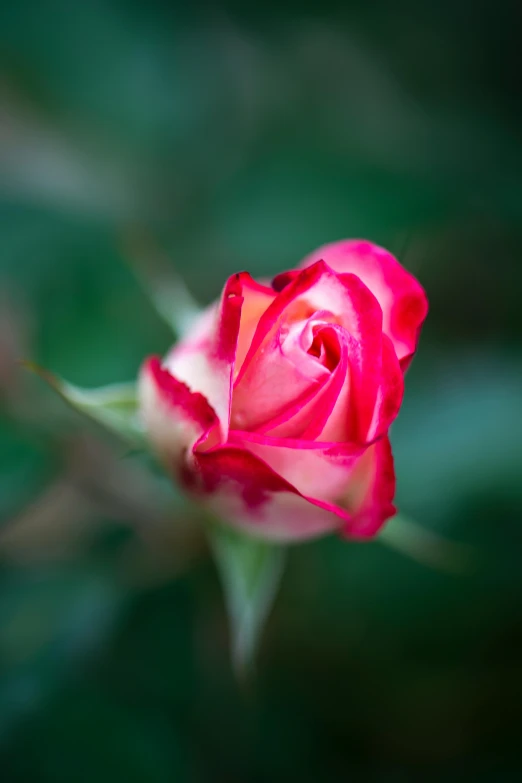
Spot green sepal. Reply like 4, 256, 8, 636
24, 362, 143, 446
206, 521, 286, 679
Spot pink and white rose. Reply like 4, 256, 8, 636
139, 240, 428, 542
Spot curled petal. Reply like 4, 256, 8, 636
300, 240, 428, 367
235, 262, 386, 441
340, 436, 396, 539
231, 316, 329, 432
265, 323, 354, 442
186, 446, 351, 542
138, 357, 220, 465
233, 275, 277, 376
236, 261, 374, 387
299, 270, 385, 443
165, 272, 274, 442
260, 318, 402, 446
307, 320, 403, 445
366, 334, 404, 442
228, 429, 363, 504
223, 432, 395, 540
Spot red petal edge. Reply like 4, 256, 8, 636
300, 239, 428, 367
341, 435, 396, 539
140, 356, 220, 453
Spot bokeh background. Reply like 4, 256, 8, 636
1, 1, 522, 780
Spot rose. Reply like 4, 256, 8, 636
139, 240, 427, 541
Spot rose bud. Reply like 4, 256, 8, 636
139, 240, 427, 542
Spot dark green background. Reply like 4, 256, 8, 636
1, 1, 522, 780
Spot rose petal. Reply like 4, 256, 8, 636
224, 430, 395, 540
233, 275, 276, 377
188, 445, 351, 542
366, 334, 404, 442
253, 377, 332, 438
228, 429, 363, 503
165, 272, 274, 442
138, 356, 220, 465
300, 240, 428, 367
235, 262, 386, 441
262, 274, 391, 443
236, 261, 365, 387
340, 435, 396, 538
285, 323, 352, 442
231, 311, 330, 432
298, 272, 383, 443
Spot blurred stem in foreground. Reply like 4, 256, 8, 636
379, 513, 476, 573
122, 230, 202, 338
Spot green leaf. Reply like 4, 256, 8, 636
23, 362, 143, 445
378, 513, 475, 573
207, 521, 286, 679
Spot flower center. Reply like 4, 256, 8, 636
281, 308, 341, 377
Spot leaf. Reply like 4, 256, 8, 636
122, 231, 202, 338
23, 362, 143, 446
207, 521, 286, 679
378, 513, 475, 573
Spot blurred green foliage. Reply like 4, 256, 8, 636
1, 0, 522, 780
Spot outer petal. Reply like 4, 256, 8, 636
140, 359, 395, 543
300, 240, 428, 367
165, 272, 274, 442
223, 431, 396, 540
138, 356, 220, 465
339, 435, 396, 539
365, 333, 404, 443
228, 429, 364, 504
185, 445, 351, 542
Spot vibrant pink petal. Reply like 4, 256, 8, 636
260, 330, 402, 447
339, 435, 396, 539
233, 275, 276, 378
138, 356, 220, 466
234, 262, 386, 439
165, 272, 273, 442
228, 429, 363, 504
252, 374, 335, 439
222, 431, 395, 540
366, 334, 404, 442
300, 240, 428, 367
300, 270, 384, 443
303, 318, 403, 445
186, 445, 351, 542
234, 262, 325, 389
258, 273, 390, 443
285, 323, 352, 442
231, 311, 330, 432
235, 260, 366, 387
140, 360, 396, 542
